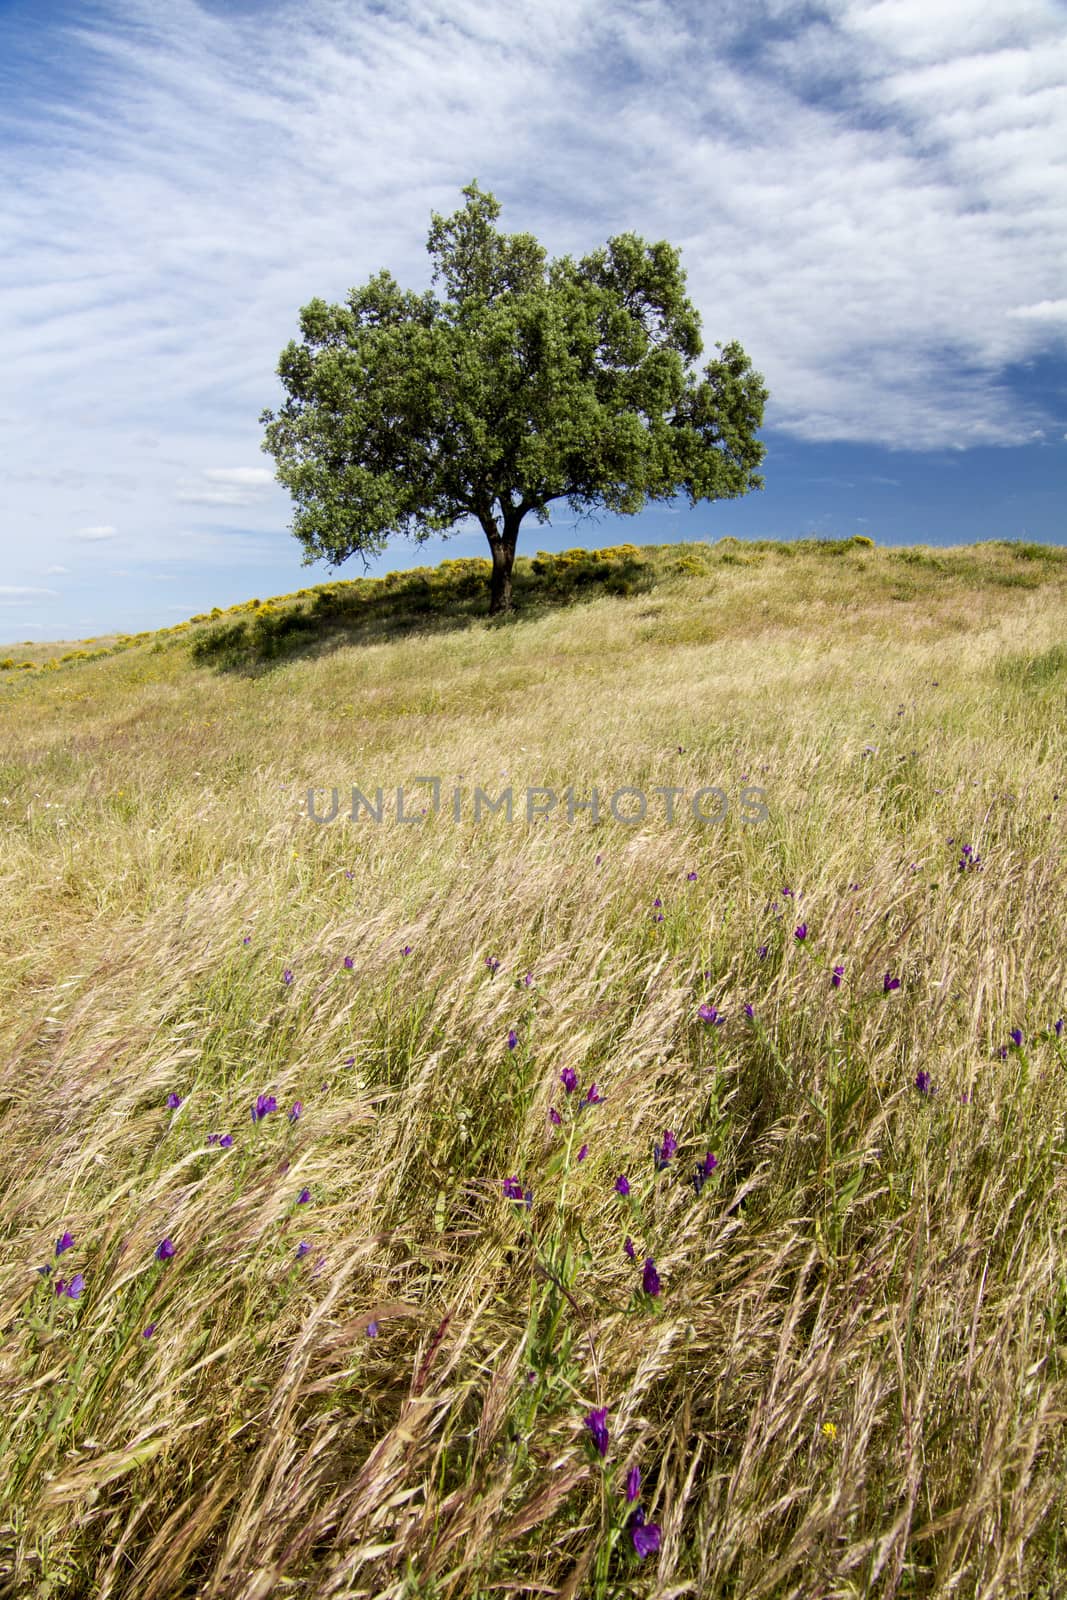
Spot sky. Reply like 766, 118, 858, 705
1, 0, 1065, 643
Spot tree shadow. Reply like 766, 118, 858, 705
188, 548, 658, 675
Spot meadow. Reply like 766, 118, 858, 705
0, 535, 1065, 1599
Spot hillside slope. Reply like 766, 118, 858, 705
1, 538, 1065, 1599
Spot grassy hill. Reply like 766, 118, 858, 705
1, 537, 1066, 1599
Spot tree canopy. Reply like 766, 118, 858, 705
260, 181, 769, 614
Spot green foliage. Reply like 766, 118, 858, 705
993, 539, 1067, 564
996, 643, 1067, 687
895, 549, 945, 570
670, 553, 711, 577
260, 180, 768, 611
790, 536, 872, 556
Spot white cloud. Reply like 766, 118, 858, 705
176, 466, 278, 505
0, 0, 1063, 607
44, 564, 70, 574
204, 467, 275, 486
0, 585, 59, 597
1006, 301, 1067, 322
0, 0, 1062, 454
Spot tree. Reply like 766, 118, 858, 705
259, 181, 769, 616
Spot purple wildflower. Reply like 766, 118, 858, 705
698, 1004, 724, 1025
584, 1406, 610, 1457
1055, 1018, 1064, 1037
283, 968, 294, 986
297, 1188, 311, 1204
485, 955, 500, 974
242, 935, 251, 945
142, 1324, 156, 1338
615, 1174, 630, 1197
630, 1507, 662, 1558
155, 1238, 175, 1261
218, 1134, 233, 1148
757, 945, 768, 960
626, 1464, 641, 1502
166, 1092, 182, 1110
1009, 1028, 1023, 1048
507, 1029, 518, 1050
295, 1242, 310, 1259
915, 1070, 931, 1095
884, 972, 901, 992
401, 945, 412, 956
794, 923, 808, 942
642, 1258, 661, 1297
743, 1002, 754, 1019
653, 1130, 677, 1171
560, 1067, 578, 1095
251, 1093, 277, 1123
577, 1144, 588, 1162
502, 1177, 523, 1201
549, 1107, 562, 1126
624, 1236, 636, 1260
343, 956, 354, 970
579, 1082, 602, 1108
523, 972, 533, 987
289, 1101, 302, 1123
686, 871, 697, 881
367, 1320, 379, 1338
55, 1231, 74, 1256
831, 965, 844, 989
693, 1151, 718, 1196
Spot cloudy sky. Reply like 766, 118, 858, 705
2, 0, 1065, 642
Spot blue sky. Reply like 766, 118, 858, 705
2, 0, 1065, 643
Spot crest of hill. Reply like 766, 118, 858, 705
1, 537, 1065, 679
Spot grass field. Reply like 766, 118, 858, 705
1, 536, 1065, 1599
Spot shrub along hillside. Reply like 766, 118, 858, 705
0, 537, 1065, 1599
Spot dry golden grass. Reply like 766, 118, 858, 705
0, 538, 1065, 1598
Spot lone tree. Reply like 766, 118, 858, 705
259, 181, 768, 615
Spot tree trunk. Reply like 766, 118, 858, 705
478, 496, 525, 615
489, 536, 516, 614
486, 503, 523, 615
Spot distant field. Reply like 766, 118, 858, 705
0, 537, 1065, 1600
